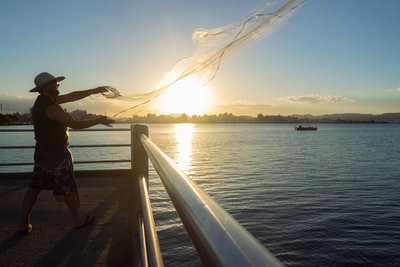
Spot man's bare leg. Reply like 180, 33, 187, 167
64, 192, 94, 228
18, 188, 41, 231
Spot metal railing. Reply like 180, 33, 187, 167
131, 125, 283, 267
0, 128, 131, 167
0, 125, 283, 267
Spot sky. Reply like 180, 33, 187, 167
1, 0, 399, 117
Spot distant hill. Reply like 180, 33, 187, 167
293, 113, 400, 123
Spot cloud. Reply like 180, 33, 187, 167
280, 94, 355, 104
387, 88, 400, 93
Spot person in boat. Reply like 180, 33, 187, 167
17, 72, 115, 234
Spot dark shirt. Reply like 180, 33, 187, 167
31, 95, 70, 170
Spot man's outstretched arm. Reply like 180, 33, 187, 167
56, 87, 108, 104
46, 103, 114, 129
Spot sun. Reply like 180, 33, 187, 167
156, 75, 213, 115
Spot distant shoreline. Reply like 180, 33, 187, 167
0, 120, 395, 126
1, 112, 400, 125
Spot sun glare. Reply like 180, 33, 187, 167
156, 75, 213, 115
174, 124, 194, 174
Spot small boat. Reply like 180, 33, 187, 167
294, 125, 317, 131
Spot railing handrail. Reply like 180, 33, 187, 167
137, 130, 283, 267
138, 174, 164, 267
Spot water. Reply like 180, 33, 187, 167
1, 123, 400, 266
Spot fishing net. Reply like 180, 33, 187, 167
104, 0, 306, 117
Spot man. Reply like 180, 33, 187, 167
17, 72, 115, 234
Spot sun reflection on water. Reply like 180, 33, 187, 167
174, 124, 194, 174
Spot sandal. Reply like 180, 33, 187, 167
74, 215, 95, 229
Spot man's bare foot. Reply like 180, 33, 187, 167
74, 215, 95, 229
17, 224, 33, 235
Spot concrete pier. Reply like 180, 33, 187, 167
0, 173, 134, 267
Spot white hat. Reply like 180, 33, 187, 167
30, 72, 65, 92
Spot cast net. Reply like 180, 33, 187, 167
104, 0, 306, 117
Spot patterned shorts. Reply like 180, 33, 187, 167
30, 165, 77, 196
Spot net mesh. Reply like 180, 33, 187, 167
103, 0, 306, 117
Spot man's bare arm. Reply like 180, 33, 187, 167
56, 87, 108, 104
46, 104, 114, 129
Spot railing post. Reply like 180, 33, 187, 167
131, 124, 149, 178
131, 124, 149, 266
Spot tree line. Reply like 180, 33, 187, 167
1, 110, 393, 125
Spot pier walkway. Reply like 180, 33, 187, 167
0, 173, 134, 267
1, 125, 284, 267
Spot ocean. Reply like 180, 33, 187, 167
1, 123, 400, 266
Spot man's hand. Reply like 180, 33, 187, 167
92, 86, 120, 98
93, 86, 110, 94
98, 116, 115, 127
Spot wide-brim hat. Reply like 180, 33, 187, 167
30, 72, 65, 92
